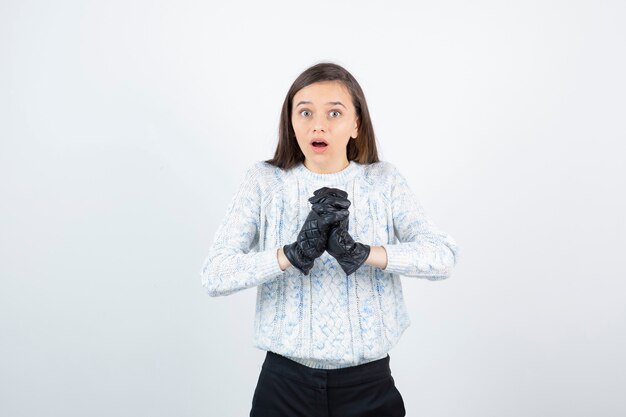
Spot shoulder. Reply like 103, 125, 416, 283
242, 161, 279, 180
241, 160, 283, 195
361, 160, 401, 184
361, 161, 408, 204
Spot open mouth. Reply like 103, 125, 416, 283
311, 140, 328, 147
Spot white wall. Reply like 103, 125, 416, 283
1, 0, 624, 416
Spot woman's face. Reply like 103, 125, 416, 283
291, 80, 359, 171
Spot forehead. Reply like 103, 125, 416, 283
293, 81, 352, 105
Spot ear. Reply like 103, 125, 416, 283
351, 117, 359, 139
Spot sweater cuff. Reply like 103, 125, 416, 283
381, 243, 412, 275
258, 247, 285, 279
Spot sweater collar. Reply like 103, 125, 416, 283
293, 160, 360, 183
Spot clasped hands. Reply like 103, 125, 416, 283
283, 187, 371, 276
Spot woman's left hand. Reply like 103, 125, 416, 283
324, 216, 371, 275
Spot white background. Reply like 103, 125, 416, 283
1, 0, 625, 416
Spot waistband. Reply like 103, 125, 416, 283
284, 351, 389, 369
262, 351, 392, 389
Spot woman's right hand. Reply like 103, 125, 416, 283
282, 187, 350, 275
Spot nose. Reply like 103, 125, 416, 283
312, 113, 328, 132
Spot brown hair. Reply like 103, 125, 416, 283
264, 62, 380, 169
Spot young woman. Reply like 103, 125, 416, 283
200, 62, 459, 417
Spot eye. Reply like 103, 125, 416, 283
299, 110, 311, 117
329, 110, 342, 118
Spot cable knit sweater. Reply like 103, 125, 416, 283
200, 159, 459, 369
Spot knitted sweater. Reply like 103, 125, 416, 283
200, 159, 459, 369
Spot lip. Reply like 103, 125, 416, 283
309, 138, 328, 145
311, 143, 328, 153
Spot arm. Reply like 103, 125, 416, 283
276, 247, 292, 271
380, 164, 459, 280
365, 246, 388, 270
199, 163, 285, 297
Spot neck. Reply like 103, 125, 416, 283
304, 158, 350, 174
294, 159, 358, 183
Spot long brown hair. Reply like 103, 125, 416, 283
264, 62, 380, 169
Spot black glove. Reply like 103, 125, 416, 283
283, 188, 350, 275
309, 188, 371, 276
326, 216, 371, 275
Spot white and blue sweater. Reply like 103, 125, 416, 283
200, 159, 459, 369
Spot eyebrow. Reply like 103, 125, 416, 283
295, 101, 347, 109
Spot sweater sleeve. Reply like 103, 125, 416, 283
380, 164, 459, 280
200, 162, 284, 297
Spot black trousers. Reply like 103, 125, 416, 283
249, 351, 406, 417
